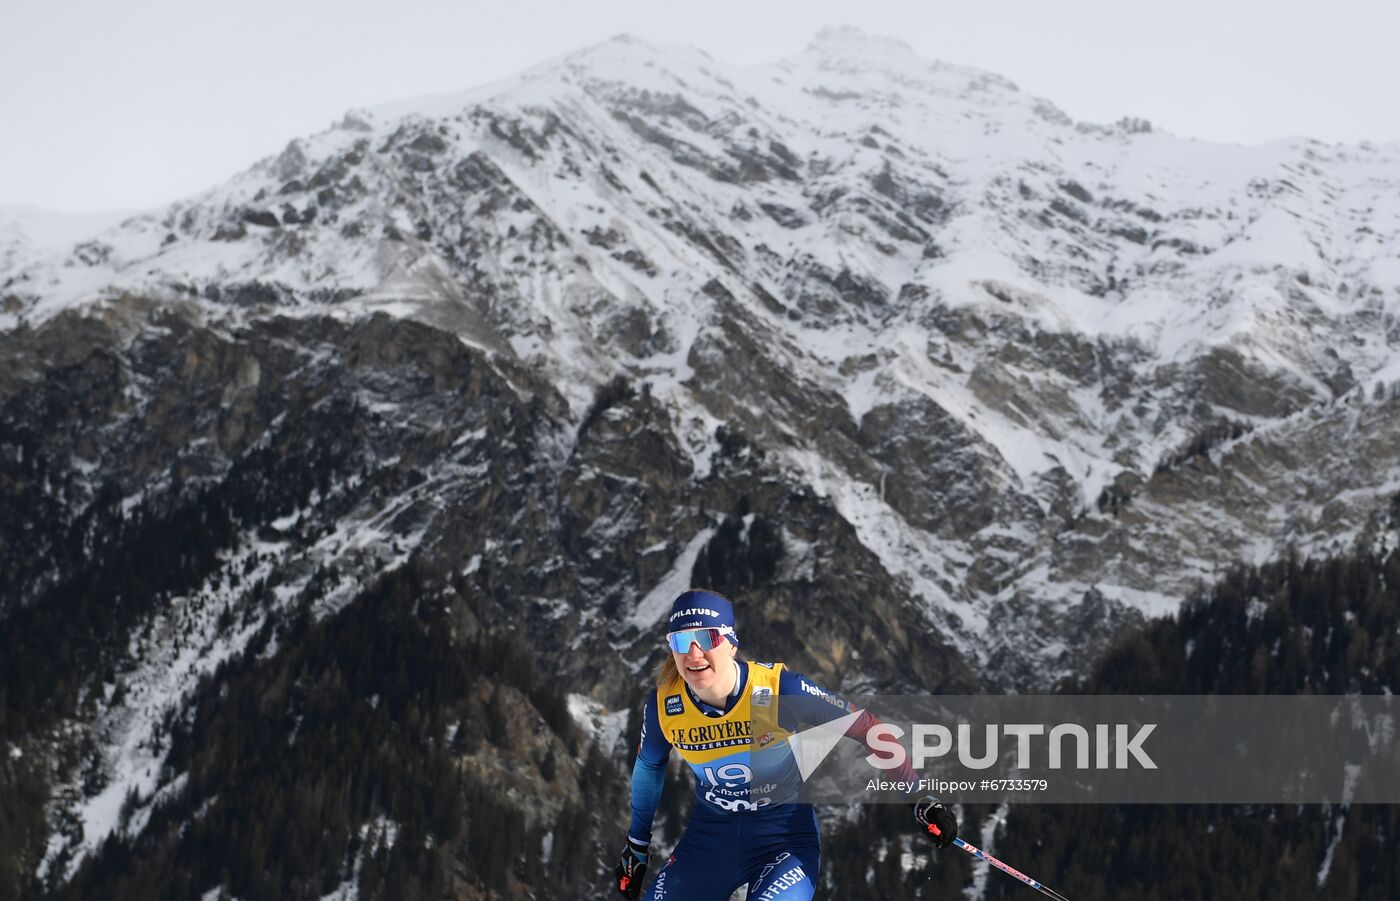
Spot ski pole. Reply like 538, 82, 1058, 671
948, 836, 1071, 901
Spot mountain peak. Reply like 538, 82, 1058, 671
806, 25, 918, 59
559, 31, 717, 76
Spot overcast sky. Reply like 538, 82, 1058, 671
5, 0, 1397, 213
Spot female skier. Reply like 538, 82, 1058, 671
614, 589, 957, 899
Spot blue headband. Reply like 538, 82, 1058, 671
665, 589, 739, 646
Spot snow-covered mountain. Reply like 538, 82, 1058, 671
0, 205, 134, 291
6, 27, 1400, 886
9, 27, 1400, 663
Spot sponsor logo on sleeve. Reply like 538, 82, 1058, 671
800, 679, 852, 712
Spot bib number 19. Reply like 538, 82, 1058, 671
703, 763, 753, 786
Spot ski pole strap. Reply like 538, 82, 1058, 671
951, 837, 1072, 901
912, 795, 942, 830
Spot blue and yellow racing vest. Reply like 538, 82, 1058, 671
655, 661, 798, 813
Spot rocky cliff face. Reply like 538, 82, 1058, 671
0, 299, 978, 887
4, 26, 1400, 894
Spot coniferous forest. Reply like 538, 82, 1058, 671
809, 549, 1400, 900
976, 551, 1400, 901
3, 558, 618, 900
8, 534, 1400, 897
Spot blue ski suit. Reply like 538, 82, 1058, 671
627, 660, 906, 900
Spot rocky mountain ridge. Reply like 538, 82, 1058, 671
7, 28, 1400, 672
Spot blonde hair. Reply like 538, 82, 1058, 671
654, 654, 682, 689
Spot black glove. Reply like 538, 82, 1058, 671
914, 795, 957, 849
614, 839, 649, 899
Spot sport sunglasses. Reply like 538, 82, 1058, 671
665, 627, 734, 654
